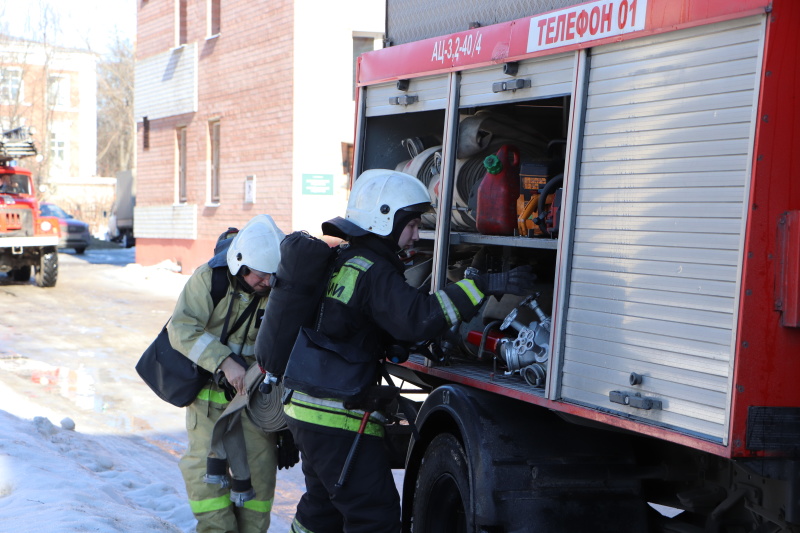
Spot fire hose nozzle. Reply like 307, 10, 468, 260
259, 372, 280, 394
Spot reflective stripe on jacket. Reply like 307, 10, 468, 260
317, 236, 487, 352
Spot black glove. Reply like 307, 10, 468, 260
482, 265, 537, 296
276, 429, 300, 470
214, 373, 237, 402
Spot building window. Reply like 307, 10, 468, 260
352, 35, 377, 100
143, 117, 150, 150
47, 75, 70, 107
209, 120, 220, 203
49, 124, 69, 178
0, 68, 23, 102
178, 0, 188, 45
210, 0, 221, 35
50, 132, 66, 162
177, 127, 187, 203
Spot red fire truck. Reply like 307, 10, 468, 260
353, 0, 800, 531
0, 128, 60, 287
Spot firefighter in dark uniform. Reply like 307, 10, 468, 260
284, 169, 537, 533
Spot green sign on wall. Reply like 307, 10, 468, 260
302, 174, 334, 195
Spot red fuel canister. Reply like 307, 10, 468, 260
476, 144, 520, 236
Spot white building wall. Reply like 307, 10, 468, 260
74, 52, 98, 178
291, 1, 385, 234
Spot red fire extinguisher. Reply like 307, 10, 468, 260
476, 144, 520, 236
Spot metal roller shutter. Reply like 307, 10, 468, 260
459, 52, 574, 107
558, 16, 765, 443
364, 75, 450, 117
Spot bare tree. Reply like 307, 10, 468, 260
96, 37, 134, 177
0, 1, 64, 186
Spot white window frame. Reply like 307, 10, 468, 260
49, 124, 70, 177
176, 0, 188, 46
207, 0, 221, 37
0, 68, 23, 103
177, 127, 188, 203
47, 74, 70, 107
207, 120, 221, 205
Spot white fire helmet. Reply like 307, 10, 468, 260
226, 214, 285, 276
342, 169, 431, 237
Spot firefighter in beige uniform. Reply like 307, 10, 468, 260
168, 214, 284, 533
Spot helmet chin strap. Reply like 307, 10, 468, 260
390, 209, 422, 251
235, 273, 255, 294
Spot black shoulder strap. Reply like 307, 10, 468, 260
219, 279, 260, 346
210, 266, 229, 308
162, 266, 230, 330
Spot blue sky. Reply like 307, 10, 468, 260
0, 0, 137, 55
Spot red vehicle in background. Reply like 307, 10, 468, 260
0, 127, 60, 287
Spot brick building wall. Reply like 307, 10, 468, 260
135, 0, 294, 272
1, 38, 97, 183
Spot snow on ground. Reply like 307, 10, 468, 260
0, 381, 193, 533
0, 260, 195, 532
0, 257, 303, 533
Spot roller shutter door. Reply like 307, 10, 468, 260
559, 16, 765, 443
364, 74, 449, 117
459, 52, 574, 107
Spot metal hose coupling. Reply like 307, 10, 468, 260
203, 457, 230, 488
229, 477, 255, 507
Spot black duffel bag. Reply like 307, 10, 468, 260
283, 327, 378, 405
136, 293, 259, 408
135, 324, 211, 407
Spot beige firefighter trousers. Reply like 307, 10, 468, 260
180, 389, 278, 533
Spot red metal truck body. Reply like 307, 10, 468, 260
353, 0, 800, 530
1, 131, 60, 287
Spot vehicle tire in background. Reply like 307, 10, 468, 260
411, 433, 471, 533
74, 247, 86, 255
35, 251, 58, 287
10, 266, 32, 282
122, 232, 135, 248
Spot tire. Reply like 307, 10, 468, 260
74, 247, 86, 255
35, 251, 58, 288
411, 433, 472, 533
11, 266, 32, 282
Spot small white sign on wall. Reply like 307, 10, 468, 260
245, 175, 256, 204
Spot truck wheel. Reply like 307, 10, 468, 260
74, 247, 86, 255
11, 266, 32, 281
411, 433, 472, 533
35, 251, 58, 288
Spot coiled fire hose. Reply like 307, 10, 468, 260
205, 363, 287, 505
